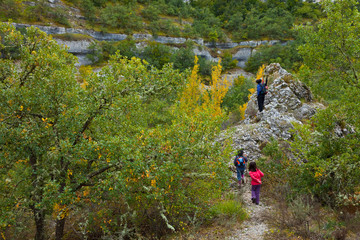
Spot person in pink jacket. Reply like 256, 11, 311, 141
248, 161, 264, 205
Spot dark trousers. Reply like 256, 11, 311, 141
236, 167, 245, 181
257, 94, 265, 112
251, 184, 261, 204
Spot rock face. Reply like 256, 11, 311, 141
232, 48, 253, 68
55, 39, 93, 54
220, 63, 325, 162
10, 22, 286, 66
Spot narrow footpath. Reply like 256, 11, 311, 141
227, 176, 271, 240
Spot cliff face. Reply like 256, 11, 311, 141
11, 23, 286, 67
221, 63, 325, 162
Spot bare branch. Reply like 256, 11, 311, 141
74, 165, 114, 191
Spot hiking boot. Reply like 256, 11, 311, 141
251, 198, 256, 204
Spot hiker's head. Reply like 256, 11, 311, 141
249, 161, 257, 172
256, 79, 262, 84
237, 150, 244, 156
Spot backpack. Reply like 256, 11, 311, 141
234, 156, 245, 168
260, 83, 268, 95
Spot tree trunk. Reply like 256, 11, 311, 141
55, 156, 67, 240
29, 150, 46, 240
33, 208, 46, 240
55, 218, 66, 240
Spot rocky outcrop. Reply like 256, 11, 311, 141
232, 48, 253, 68
205, 39, 281, 49
220, 63, 325, 162
10, 22, 286, 66
193, 47, 219, 62
55, 39, 93, 54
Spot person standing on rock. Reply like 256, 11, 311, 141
234, 150, 248, 187
249, 161, 264, 205
256, 76, 268, 112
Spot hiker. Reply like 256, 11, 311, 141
249, 161, 264, 205
256, 76, 268, 112
233, 150, 248, 186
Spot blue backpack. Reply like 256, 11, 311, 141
234, 156, 245, 168
260, 83, 268, 95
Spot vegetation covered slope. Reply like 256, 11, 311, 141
0, 22, 237, 240
258, 0, 360, 238
1, 0, 360, 239
1, 0, 322, 41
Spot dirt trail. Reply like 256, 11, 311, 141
226, 176, 271, 240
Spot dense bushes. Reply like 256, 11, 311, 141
0, 23, 234, 240
245, 41, 303, 73
258, 109, 360, 238
258, 2, 360, 238
222, 76, 254, 113
87, 40, 220, 76
221, 76, 254, 127
1, 0, 322, 41
100, 3, 143, 32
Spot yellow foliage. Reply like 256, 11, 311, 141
78, 65, 93, 89
239, 88, 255, 120
151, 179, 156, 187
179, 56, 201, 110
256, 64, 266, 81
53, 203, 69, 220
179, 57, 230, 118
239, 104, 247, 120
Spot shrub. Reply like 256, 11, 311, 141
245, 42, 303, 74
221, 52, 238, 71
142, 42, 173, 69
141, 5, 160, 22
209, 199, 248, 222
221, 76, 254, 113
100, 3, 143, 32
170, 47, 195, 71
198, 57, 216, 77
87, 38, 138, 64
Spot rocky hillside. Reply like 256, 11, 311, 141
220, 63, 326, 162
11, 22, 285, 67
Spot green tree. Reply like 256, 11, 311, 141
275, 0, 360, 210
296, 0, 360, 107
222, 76, 254, 112
100, 3, 143, 32
170, 47, 195, 71
0, 23, 232, 239
245, 41, 303, 73
142, 42, 173, 69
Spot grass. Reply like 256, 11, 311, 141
209, 192, 248, 222
52, 33, 94, 41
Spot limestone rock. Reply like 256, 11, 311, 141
221, 63, 325, 166
233, 48, 253, 68
55, 39, 93, 54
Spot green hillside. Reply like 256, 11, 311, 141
1, 1, 360, 240
1, 0, 322, 41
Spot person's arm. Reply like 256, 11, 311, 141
258, 169, 264, 177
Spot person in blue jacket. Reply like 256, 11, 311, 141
234, 150, 248, 186
256, 76, 268, 112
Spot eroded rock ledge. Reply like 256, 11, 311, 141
10, 23, 286, 67
220, 63, 325, 162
